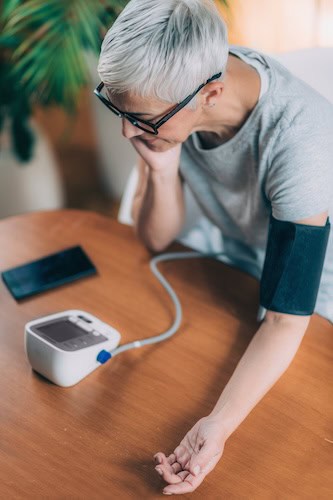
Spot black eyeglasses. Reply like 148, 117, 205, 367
93, 72, 222, 135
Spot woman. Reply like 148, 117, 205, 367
96, 0, 333, 494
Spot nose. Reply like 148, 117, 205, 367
121, 118, 145, 139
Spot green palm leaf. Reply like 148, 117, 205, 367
2, 0, 127, 113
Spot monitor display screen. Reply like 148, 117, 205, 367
38, 320, 86, 343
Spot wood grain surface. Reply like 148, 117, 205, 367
0, 210, 332, 499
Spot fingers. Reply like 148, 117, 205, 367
162, 470, 206, 495
173, 444, 190, 465
165, 453, 183, 475
153, 448, 222, 495
153, 444, 192, 482
162, 458, 218, 495
154, 449, 187, 469
153, 452, 163, 465
154, 452, 183, 484
167, 453, 176, 464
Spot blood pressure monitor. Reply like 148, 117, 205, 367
25, 310, 121, 387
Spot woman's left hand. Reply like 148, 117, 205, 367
153, 414, 228, 495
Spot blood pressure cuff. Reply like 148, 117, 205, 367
260, 213, 330, 315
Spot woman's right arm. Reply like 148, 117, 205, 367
130, 142, 185, 252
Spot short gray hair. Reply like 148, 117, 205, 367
97, 0, 229, 109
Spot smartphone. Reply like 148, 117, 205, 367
1, 245, 97, 300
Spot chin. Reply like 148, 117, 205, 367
142, 135, 182, 151
146, 140, 172, 151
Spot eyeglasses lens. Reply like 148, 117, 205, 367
100, 86, 156, 134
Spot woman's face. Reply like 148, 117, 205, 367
109, 91, 201, 152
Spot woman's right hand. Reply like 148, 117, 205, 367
130, 137, 182, 174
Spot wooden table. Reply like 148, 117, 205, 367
0, 210, 332, 499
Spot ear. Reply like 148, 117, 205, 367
200, 81, 224, 107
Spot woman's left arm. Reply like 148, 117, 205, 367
207, 313, 310, 436
208, 209, 329, 438
154, 211, 327, 495
211, 211, 328, 435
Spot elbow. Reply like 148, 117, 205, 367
142, 237, 172, 253
264, 309, 311, 332
133, 226, 172, 253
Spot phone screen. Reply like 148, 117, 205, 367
1, 246, 97, 300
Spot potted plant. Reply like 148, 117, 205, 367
0, 0, 128, 217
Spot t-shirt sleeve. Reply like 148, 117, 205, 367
265, 121, 333, 221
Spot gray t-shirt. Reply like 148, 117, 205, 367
180, 44, 333, 324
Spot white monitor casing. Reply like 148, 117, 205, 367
25, 309, 121, 387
